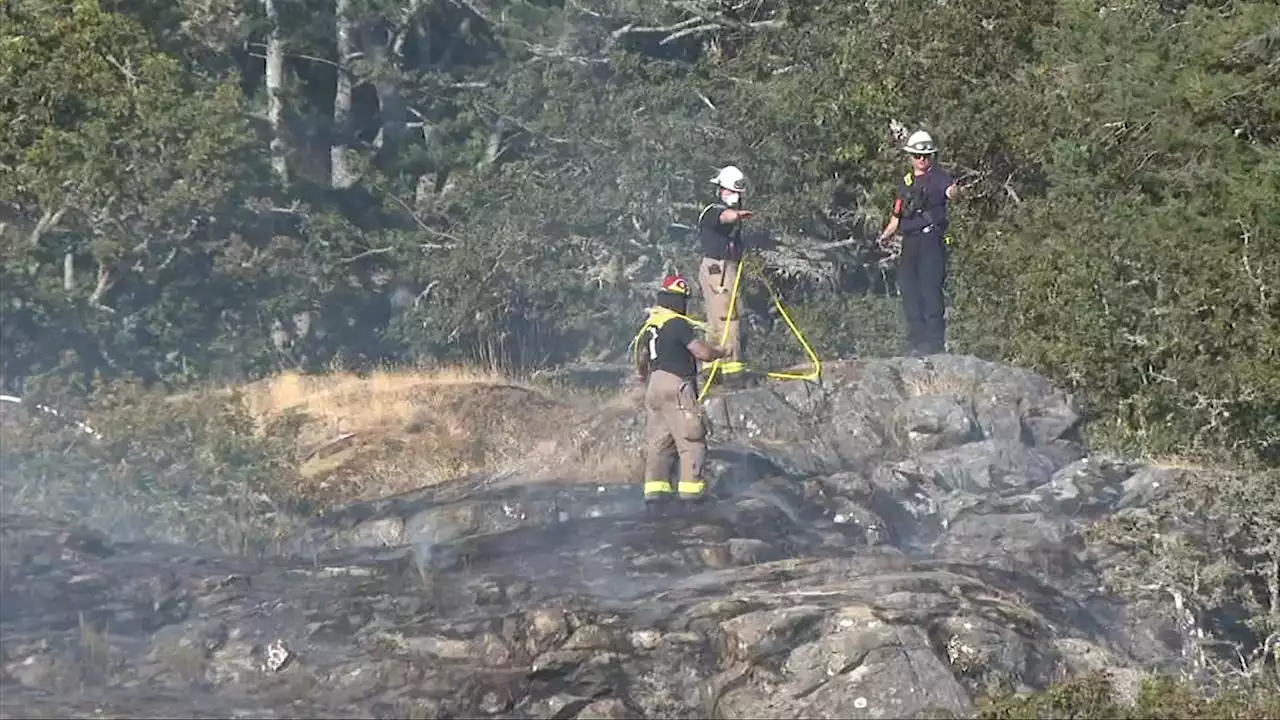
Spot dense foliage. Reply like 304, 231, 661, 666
1, 0, 1277, 465
976, 671, 1280, 719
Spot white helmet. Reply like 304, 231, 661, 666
902, 130, 938, 155
709, 165, 747, 192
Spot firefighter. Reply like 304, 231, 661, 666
697, 165, 755, 382
633, 274, 728, 509
876, 130, 961, 356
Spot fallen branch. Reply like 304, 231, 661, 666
0, 394, 101, 438
304, 431, 358, 461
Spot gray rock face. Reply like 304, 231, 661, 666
1, 356, 1189, 718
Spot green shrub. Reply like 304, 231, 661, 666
976, 672, 1280, 719
0, 376, 310, 555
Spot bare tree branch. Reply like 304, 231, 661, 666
659, 23, 720, 44
28, 206, 68, 246
102, 52, 138, 91
1237, 216, 1268, 308
413, 279, 441, 308
340, 246, 395, 263
372, 180, 464, 246
156, 246, 180, 271
447, 0, 489, 23
88, 259, 118, 310
246, 44, 343, 68
609, 16, 702, 41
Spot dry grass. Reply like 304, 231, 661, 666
900, 367, 981, 399
232, 365, 644, 509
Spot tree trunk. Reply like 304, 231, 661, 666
264, 0, 288, 183
478, 117, 504, 169
331, 0, 356, 189
371, 2, 421, 154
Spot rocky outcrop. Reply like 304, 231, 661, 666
1, 356, 1196, 718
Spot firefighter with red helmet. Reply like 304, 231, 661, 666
633, 274, 728, 509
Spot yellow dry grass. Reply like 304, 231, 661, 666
237, 365, 515, 437
901, 368, 980, 399
233, 365, 643, 510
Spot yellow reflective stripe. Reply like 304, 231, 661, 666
718, 361, 745, 375
677, 480, 706, 496
903, 173, 913, 187
644, 480, 673, 495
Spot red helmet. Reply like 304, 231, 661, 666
661, 274, 692, 297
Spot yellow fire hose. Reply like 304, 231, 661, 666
697, 256, 823, 402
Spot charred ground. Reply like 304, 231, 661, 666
2, 356, 1277, 718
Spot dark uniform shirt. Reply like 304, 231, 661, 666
698, 203, 744, 261
893, 166, 954, 237
648, 315, 698, 380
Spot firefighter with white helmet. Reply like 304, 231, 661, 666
876, 129, 962, 356
697, 164, 755, 382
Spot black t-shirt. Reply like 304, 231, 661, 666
698, 203, 743, 260
646, 316, 698, 380
893, 166, 954, 237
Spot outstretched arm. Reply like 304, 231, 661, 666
687, 339, 727, 362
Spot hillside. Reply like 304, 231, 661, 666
3, 355, 1278, 717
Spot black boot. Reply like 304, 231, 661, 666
645, 494, 676, 518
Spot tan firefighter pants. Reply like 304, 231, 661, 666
698, 256, 742, 366
643, 369, 708, 499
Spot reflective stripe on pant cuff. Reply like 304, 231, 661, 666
644, 480, 673, 496
677, 480, 706, 496
719, 361, 745, 374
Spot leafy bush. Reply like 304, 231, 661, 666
948, 2, 1280, 465
1084, 466, 1280, 678
976, 671, 1280, 719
